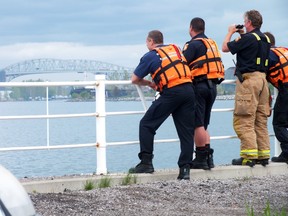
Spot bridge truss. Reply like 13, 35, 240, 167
1, 58, 135, 81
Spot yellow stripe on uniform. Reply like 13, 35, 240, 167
258, 149, 270, 157
240, 149, 258, 158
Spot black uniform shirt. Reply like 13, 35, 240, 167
227, 28, 270, 74
268, 46, 279, 68
183, 33, 208, 66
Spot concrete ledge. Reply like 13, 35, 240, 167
21, 162, 288, 193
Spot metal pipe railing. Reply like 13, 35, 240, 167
0, 77, 278, 175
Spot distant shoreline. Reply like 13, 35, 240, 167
0, 95, 235, 102
105, 95, 235, 101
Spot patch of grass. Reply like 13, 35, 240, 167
246, 204, 255, 216
263, 202, 287, 216
240, 176, 251, 181
84, 179, 96, 191
128, 167, 136, 173
246, 201, 287, 216
98, 177, 112, 188
121, 173, 137, 185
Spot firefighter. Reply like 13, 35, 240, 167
130, 30, 196, 180
183, 17, 225, 170
222, 10, 271, 167
265, 31, 288, 163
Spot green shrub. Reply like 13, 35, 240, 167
246, 201, 287, 216
121, 173, 137, 185
98, 177, 112, 188
128, 167, 136, 173
84, 180, 96, 191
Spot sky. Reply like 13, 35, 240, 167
0, 0, 287, 80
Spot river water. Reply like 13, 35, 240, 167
0, 100, 275, 178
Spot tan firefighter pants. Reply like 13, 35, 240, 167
233, 72, 270, 160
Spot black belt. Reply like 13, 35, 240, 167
193, 77, 218, 85
193, 75, 207, 84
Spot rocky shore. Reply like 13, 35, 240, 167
29, 174, 288, 216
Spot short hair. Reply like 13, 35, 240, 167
264, 31, 275, 46
190, 17, 205, 33
245, 10, 263, 29
147, 30, 163, 44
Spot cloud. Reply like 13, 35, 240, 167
0, 42, 147, 69
0, 42, 238, 73
0, 0, 287, 72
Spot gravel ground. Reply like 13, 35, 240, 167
29, 174, 288, 216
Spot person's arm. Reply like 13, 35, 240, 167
222, 25, 239, 52
131, 74, 157, 90
182, 42, 197, 65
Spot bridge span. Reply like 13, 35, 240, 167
0, 58, 135, 82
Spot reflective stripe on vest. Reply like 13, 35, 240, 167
251, 32, 270, 67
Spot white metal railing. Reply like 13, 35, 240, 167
0, 75, 279, 174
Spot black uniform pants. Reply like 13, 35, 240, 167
139, 83, 195, 168
193, 79, 217, 129
273, 83, 288, 154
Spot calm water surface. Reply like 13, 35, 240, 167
0, 100, 275, 178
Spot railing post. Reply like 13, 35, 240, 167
135, 85, 148, 111
95, 75, 107, 175
46, 85, 50, 148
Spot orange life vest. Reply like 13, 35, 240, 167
267, 47, 288, 88
188, 38, 225, 82
151, 44, 192, 92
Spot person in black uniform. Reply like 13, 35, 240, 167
264, 31, 288, 163
182, 17, 225, 170
130, 30, 196, 180
222, 10, 271, 166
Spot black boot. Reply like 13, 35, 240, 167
271, 152, 288, 163
207, 148, 215, 169
131, 153, 154, 173
191, 150, 209, 170
255, 159, 269, 166
232, 157, 255, 167
177, 164, 190, 180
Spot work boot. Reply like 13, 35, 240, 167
207, 148, 215, 169
232, 157, 255, 167
271, 152, 288, 163
255, 159, 269, 166
177, 164, 190, 180
131, 153, 154, 173
191, 150, 209, 170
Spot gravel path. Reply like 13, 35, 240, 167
29, 174, 288, 216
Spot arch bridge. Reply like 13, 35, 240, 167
1, 59, 135, 82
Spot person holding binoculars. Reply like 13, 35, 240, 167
222, 10, 271, 167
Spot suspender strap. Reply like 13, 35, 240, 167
189, 57, 222, 70
153, 59, 183, 83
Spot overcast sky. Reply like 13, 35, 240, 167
0, 0, 287, 73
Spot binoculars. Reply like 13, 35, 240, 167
235, 24, 244, 29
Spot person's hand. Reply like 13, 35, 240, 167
228, 24, 238, 34
236, 28, 245, 34
148, 82, 157, 90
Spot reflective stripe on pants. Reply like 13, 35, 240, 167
233, 72, 270, 159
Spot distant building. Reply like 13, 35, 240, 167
0, 90, 11, 101
0, 70, 6, 91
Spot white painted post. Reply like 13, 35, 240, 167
135, 85, 148, 111
95, 75, 107, 174
46, 85, 50, 148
